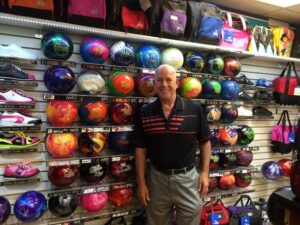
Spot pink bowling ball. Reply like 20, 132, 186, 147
80, 192, 108, 212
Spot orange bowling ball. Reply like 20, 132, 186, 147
46, 100, 78, 126
46, 133, 78, 158
79, 101, 108, 125
108, 187, 133, 207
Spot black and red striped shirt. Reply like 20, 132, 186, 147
133, 95, 211, 169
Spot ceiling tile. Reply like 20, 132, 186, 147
265, 9, 300, 25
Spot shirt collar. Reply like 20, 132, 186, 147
154, 95, 184, 112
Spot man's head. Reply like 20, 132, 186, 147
154, 64, 178, 101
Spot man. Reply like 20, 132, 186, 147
133, 64, 211, 225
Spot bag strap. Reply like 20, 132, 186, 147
226, 12, 233, 28
238, 15, 247, 31
280, 61, 291, 77
291, 61, 300, 84
277, 110, 286, 125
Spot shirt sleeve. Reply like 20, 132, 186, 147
197, 103, 211, 142
132, 106, 147, 148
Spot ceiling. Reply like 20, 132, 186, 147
206, 0, 300, 26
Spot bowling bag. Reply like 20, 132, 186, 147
220, 12, 251, 50
228, 195, 262, 225
200, 200, 230, 225
291, 160, 300, 199
132, 211, 146, 225
273, 61, 300, 105
272, 27, 294, 57
68, 0, 106, 27
271, 110, 295, 154
7, 0, 55, 19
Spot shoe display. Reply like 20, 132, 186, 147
0, 112, 42, 126
4, 161, 40, 178
238, 106, 253, 116
0, 89, 35, 104
0, 44, 37, 60
0, 131, 40, 149
254, 90, 274, 101
237, 74, 254, 85
0, 63, 36, 80
238, 91, 254, 101
253, 106, 273, 116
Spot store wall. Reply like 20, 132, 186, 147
0, 19, 298, 224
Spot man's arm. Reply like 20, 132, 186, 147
135, 147, 150, 206
198, 140, 211, 197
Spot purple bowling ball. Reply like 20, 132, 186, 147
0, 196, 11, 224
110, 159, 133, 181
80, 37, 110, 64
108, 132, 132, 153
14, 191, 47, 222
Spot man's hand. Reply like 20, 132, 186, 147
138, 182, 150, 206
198, 172, 209, 197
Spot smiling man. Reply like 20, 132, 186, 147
133, 64, 211, 225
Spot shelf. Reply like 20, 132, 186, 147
211, 146, 259, 154
0, 56, 37, 64
209, 165, 258, 177
0, 146, 39, 154
0, 175, 41, 186
47, 181, 136, 197
46, 125, 134, 134
0, 13, 300, 64
203, 187, 255, 202
0, 79, 38, 87
0, 125, 41, 132
47, 154, 134, 167
0, 103, 35, 109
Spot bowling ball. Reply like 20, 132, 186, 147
107, 71, 135, 96
205, 53, 224, 75
80, 161, 107, 183
46, 100, 78, 126
278, 159, 292, 177
208, 177, 218, 193
209, 154, 220, 170
237, 125, 255, 145
179, 77, 202, 99
0, 196, 10, 224
109, 102, 134, 125
41, 31, 73, 60
108, 187, 133, 207
210, 129, 219, 147
236, 150, 253, 166
44, 65, 76, 94
108, 132, 132, 153
48, 165, 79, 187
218, 174, 235, 190
201, 79, 221, 99
46, 133, 77, 158
110, 41, 135, 66
77, 70, 106, 95
135, 73, 156, 97
184, 51, 205, 72
220, 80, 240, 100
219, 153, 237, 168
110, 159, 133, 181
78, 132, 107, 155
222, 56, 241, 76
261, 161, 282, 180
48, 194, 77, 217
204, 105, 221, 123
14, 191, 47, 222
219, 128, 238, 146
80, 37, 109, 64
235, 173, 253, 188
80, 192, 108, 212
161, 47, 184, 69
136, 45, 161, 69
220, 104, 238, 124
78, 101, 107, 125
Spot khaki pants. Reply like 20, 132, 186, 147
146, 165, 203, 225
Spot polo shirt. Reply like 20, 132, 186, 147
133, 95, 211, 169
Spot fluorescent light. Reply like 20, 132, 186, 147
257, 0, 300, 7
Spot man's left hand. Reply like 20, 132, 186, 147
198, 173, 209, 197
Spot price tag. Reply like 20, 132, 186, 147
294, 86, 300, 96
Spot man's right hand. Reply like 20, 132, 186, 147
138, 182, 150, 206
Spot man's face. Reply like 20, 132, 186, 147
154, 66, 178, 100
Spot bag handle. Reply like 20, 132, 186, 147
238, 15, 247, 31
226, 12, 233, 28
291, 61, 300, 84
226, 12, 247, 30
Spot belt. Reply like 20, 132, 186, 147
154, 164, 195, 175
